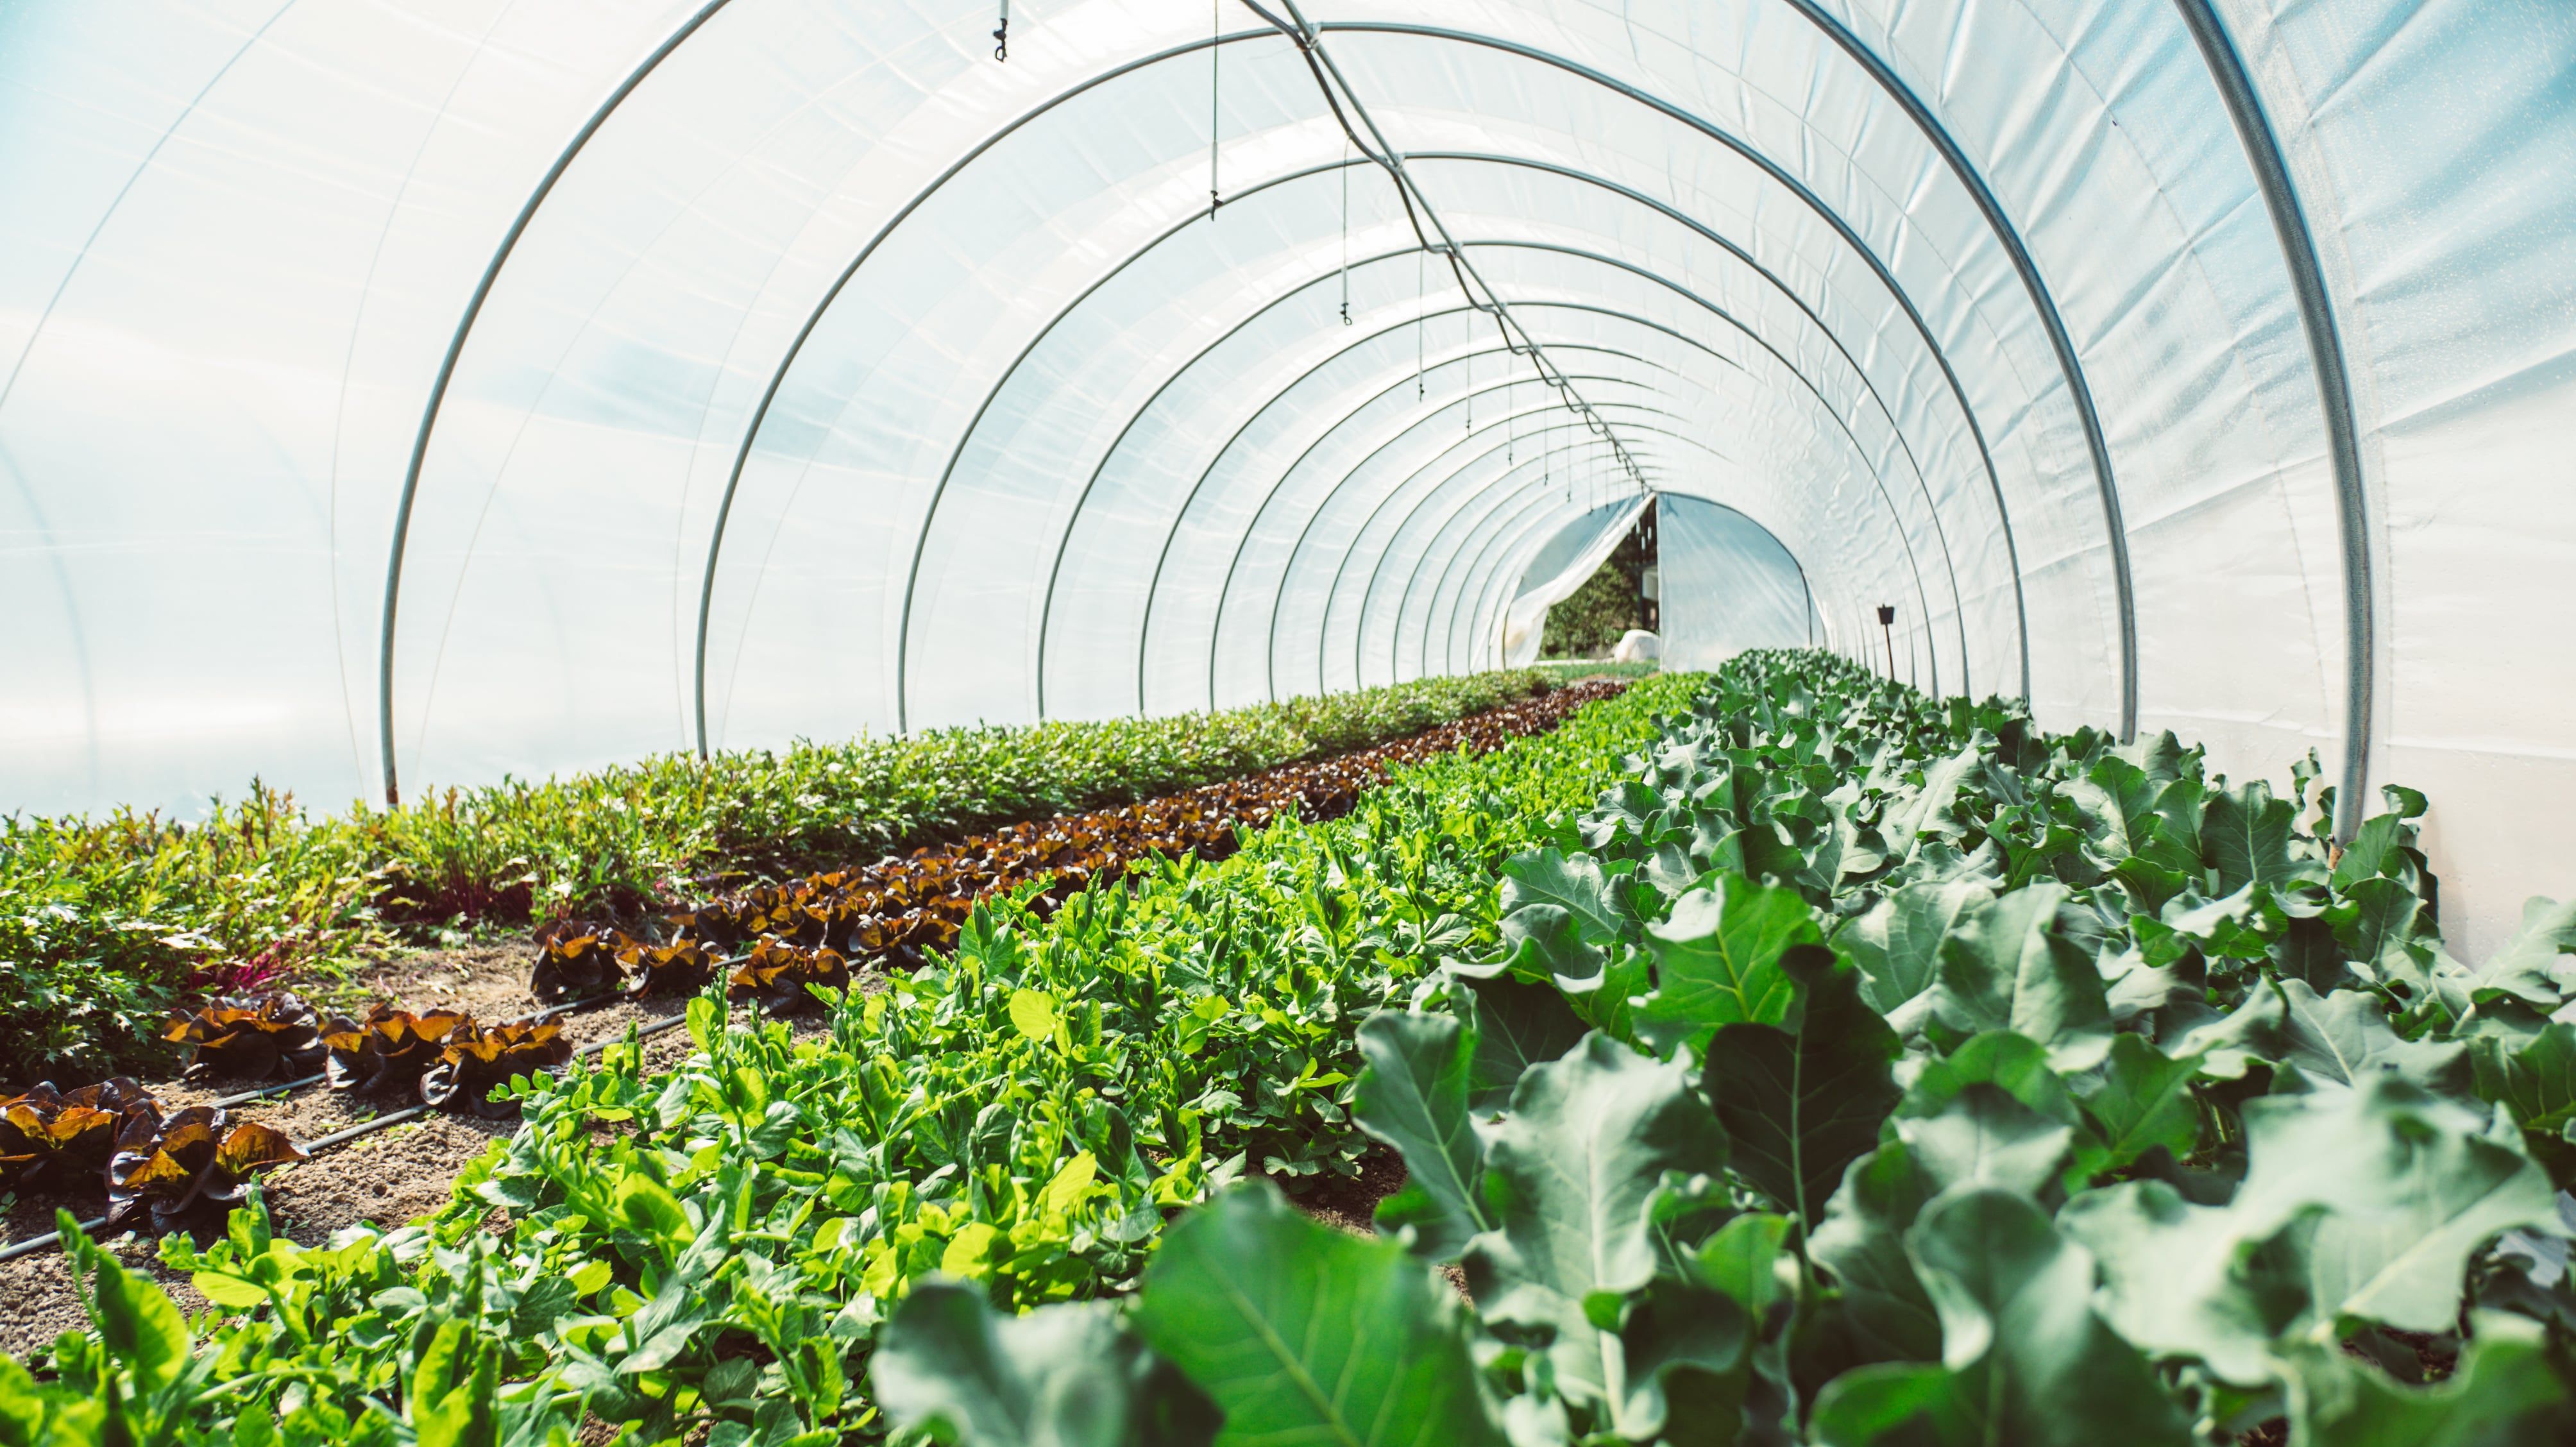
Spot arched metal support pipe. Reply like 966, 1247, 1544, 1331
378, 0, 736, 802
1017, 228, 1956, 718
1026, 149, 2029, 713
1209, 296, 1918, 705
1128, 333, 1674, 713
2171, 0, 2375, 840
1643, 496, 1824, 657
1755, 3, 2135, 731
693, 26, 1280, 751
1438, 490, 1567, 676
380, 16, 2136, 788
680, 17, 2112, 741
1307, 410, 1692, 695
1443, 487, 1591, 673
1260, 298, 1934, 700
1163, 301, 1695, 707
1452, 237, 1962, 696
685, 24, 2089, 752
1314, 19, 2121, 723
873, 153, 1380, 723
1405, 149, 2022, 691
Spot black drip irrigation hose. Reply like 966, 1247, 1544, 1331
195, 988, 651, 1112
0, 979, 721, 1265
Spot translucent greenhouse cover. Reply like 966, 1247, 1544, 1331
0, 0, 2570, 954
1500, 496, 1645, 666
1659, 496, 1820, 672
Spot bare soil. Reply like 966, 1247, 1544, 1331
1278, 1147, 1408, 1237
0, 942, 712, 1359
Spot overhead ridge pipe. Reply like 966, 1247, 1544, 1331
1307, 407, 1688, 697
1198, 296, 1917, 707
1239, 296, 1935, 700
688, 21, 2099, 748
1125, 335, 1674, 713
1243, 0, 1651, 495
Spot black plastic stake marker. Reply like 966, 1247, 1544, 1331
1877, 604, 1897, 680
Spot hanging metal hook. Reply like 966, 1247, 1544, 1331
993, 1, 1008, 60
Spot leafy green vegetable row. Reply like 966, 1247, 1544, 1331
1, 673, 1699, 1446
1, 668, 1563, 1085
873, 648, 2576, 1446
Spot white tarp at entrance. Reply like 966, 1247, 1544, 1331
1501, 497, 1648, 664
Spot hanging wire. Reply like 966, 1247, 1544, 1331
1236, 0, 1656, 511
1414, 250, 1425, 399
993, 0, 1008, 60
1338, 138, 1351, 325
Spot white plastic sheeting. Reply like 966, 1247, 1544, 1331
1, 1, 2572, 951
1500, 496, 1647, 664
1657, 495, 1820, 670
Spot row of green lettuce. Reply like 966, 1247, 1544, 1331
871, 648, 2576, 1446
1, 668, 1559, 1085
0, 672, 1699, 1445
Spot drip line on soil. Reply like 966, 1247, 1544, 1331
0, 1008, 696, 1265
198, 979, 719, 1111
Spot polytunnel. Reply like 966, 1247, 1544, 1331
2, 0, 2572, 956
